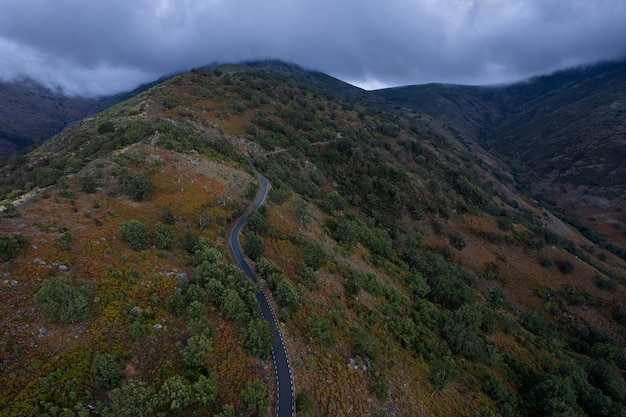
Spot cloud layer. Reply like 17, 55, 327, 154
1, 0, 625, 95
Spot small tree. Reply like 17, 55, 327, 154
120, 220, 149, 251
159, 375, 195, 411
0, 233, 28, 262
107, 379, 158, 417
154, 222, 174, 250
296, 392, 314, 417
34, 276, 95, 324
245, 318, 274, 359
243, 231, 265, 261
194, 373, 218, 407
450, 232, 468, 250
241, 379, 269, 415
118, 170, 155, 201
92, 352, 122, 388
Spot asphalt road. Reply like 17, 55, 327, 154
229, 173, 296, 417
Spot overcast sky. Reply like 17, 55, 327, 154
1, 0, 625, 96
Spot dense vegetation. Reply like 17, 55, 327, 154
0, 62, 624, 417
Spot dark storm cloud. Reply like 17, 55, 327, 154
1, 0, 625, 95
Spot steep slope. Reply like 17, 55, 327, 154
1, 63, 625, 417
377, 60, 626, 266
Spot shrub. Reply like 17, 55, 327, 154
450, 232, 468, 250
159, 205, 176, 225
92, 353, 122, 388
245, 318, 274, 359
243, 231, 265, 261
154, 222, 174, 250
120, 220, 149, 251
0, 233, 28, 262
97, 121, 115, 134
296, 392, 314, 417
34, 276, 95, 324
240, 379, 269, 415
79, 173, 102, 193
118, 170, 155, 201
557, 259, 575, 274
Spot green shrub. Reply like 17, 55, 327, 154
245, 318, 274, 359
97, 121, 115, 134
450, 232, 468, 250
241, 379, 269, 415
34, 276, 95, 324
154, 222, 174, 250
120, 220, 149, 251
243, 231, 265, 261
92, 353, 122, 388
118, 170, 155, 201
0, 233, 28, 262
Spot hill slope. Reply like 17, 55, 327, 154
0, 63, 625, 417
377, 60, 626, 264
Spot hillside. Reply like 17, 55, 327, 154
377, 60, 626, 269
1, 63, 625, 417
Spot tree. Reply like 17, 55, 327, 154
243, 231, 265, 260
222, 289, 250, 326
214, 404, 235, 417
302, 241, 325, 270
120, 220, 149, 251
107, 379, 158, 417
159, 376, 195, 411
181, 334, 213, 372
92, 353, 122, 388
0, 233, 28, 262
296, 392, 314, 417
241, 379, 269, 415
154, 222, 174, 250
34, 276, 95, 324
194, 373, 218, 407
245, 318, 274, 360
118, 170, 155, 201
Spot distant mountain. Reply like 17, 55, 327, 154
377, 59, 626, 259
0, 79, 97, 157
0, 76, 168, 159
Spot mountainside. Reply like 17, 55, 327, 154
0, 79, 97, 157
377, 60, 626, 266
0, 77, 168, 159
0, 63, 625, 417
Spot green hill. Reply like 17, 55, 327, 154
0, 63, 625, 417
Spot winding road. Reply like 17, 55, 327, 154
229, 173, 296, 417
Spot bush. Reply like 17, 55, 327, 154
79, 173, 102, 193
98, 121, 115, 134
557, 259, 575, 274
118, 170, 155, 201
296, 392, 314, 417
154, 222, 174, 250
243, 231, 265, 261
34, 276, 95, 324
0, 233, 28, 262
450, 232, 468, 250
120, 220, 149, 251
92, 353, 122, 388
245, 318, 274, 359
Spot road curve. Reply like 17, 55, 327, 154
229, 173, 296, 417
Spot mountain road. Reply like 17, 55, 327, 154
228, 173, 296, 417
